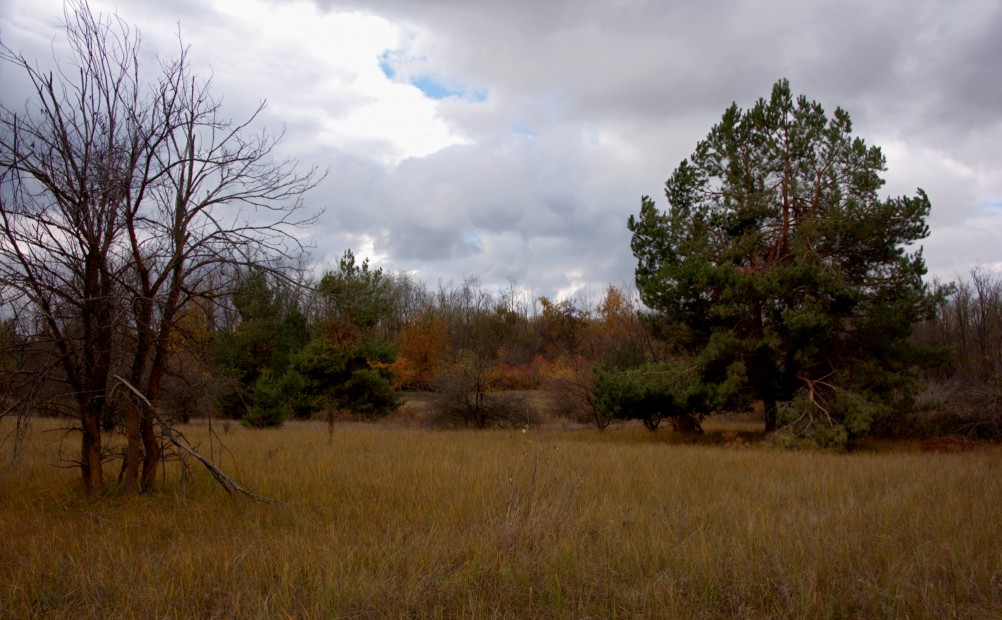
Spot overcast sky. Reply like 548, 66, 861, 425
2, 0, 1000, 301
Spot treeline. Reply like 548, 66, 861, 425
5, 250, 998, 438
911, 267, 1002, 439
201, 260, 1002, 437
139, 248, 662, 429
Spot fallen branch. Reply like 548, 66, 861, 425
113, 375, 275, 503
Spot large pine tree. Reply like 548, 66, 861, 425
628, 79, 935, 439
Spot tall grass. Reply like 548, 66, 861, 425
1, 418, 1000, 618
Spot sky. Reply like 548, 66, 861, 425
2, 0, 1000, 302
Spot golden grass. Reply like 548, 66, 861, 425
1, 417, 1001, 619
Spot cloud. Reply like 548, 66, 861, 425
310, 0, 1002, 288
3, 0, 1000, 301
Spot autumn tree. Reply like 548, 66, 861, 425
628, 79, 935, 444
391, 309, 449, 390
0, 1, 320, 493
588, 285, 652, 368
538, 296, 585, 358
430, 278, 527, 428
157, 301, 216, 424
539, 286, 649, 428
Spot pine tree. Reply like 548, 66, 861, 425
628, 79, 936, 442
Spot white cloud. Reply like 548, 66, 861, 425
197, 0, 472, 165
5, 0, 470, 166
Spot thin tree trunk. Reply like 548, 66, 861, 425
123, 403, 143, 493
80, 410, 104, 495
140, 415, 160, 492
763, 395, 778, 433
140, 359, 166, 492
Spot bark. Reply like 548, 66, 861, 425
139, 361, 165, 492
122, 297, 152, 492
80, 409, 104, 495
763, 395, 779, 433
123, 404, 143, 493
140, 415, 160, 492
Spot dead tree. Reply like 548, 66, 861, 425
0, 0, 322, 495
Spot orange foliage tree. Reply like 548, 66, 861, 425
390, 311, 449, 390
539, 286, 654, 427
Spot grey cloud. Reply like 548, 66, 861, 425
934, 6, 1002, 138
298, 127, 643, 297
317, 0, 990, 139
311, 0, 1002, 292
381, 224, 482, 262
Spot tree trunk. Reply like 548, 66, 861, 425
123, 403, 143, 493
124, 310, 151, 493
140, 415, 161, 493
763, 396, 778, 432
80, 410, 104, 495
140, 360, 166, 493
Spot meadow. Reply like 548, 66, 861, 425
1, 415, 1000, 619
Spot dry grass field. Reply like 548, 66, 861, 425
1, 413, 1000, 619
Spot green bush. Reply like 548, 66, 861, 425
288, 337, 401, 419
593, 361, 710, 432
770, 387, 889, 450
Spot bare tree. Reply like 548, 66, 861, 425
427, 278, 532, 428
0, 0, 322, 494
913, 267, 1002, 438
